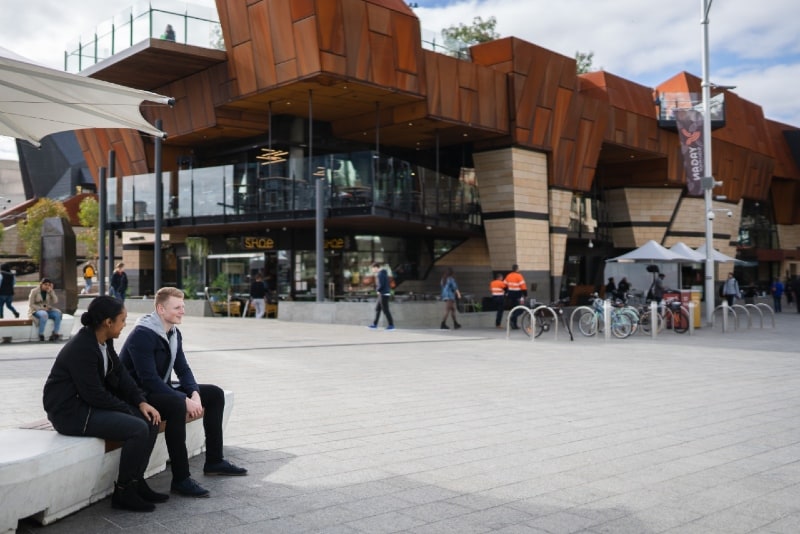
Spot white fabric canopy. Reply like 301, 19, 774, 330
693, 242, 738, 263
606, 240, 691, 263
0, 46, 172, 147
669, 242, 705, 262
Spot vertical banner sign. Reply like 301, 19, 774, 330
675, 109, 705, 196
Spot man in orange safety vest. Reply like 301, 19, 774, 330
503, 264, 527, 329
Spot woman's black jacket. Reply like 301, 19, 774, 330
43, 327, 146, 435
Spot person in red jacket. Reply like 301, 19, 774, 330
503, 264, 527, 329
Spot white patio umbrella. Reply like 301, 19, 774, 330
0, 46, 172, 147
606, 240, 690, 263
693, 242, 738, 263
669, 242, 705, 263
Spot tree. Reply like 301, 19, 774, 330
77, 196, 99, 260
441, 16, 500, 57
17, 198, 69, 265
575, 51, 594, 74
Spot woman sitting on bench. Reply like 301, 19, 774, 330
42, 296, 167, 513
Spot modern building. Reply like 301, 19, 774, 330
47, 0, 800, 302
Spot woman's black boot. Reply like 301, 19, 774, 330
440, 322, 449, 329
112, 481, 156, 512
137, 479, 170, 503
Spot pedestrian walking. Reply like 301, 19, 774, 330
722, 272, 740, 307
0, 269, 20, 318
771, 278, 784, 312
439, 268, 461, 330
368, 262, 395, 330
110, 263, 128, 302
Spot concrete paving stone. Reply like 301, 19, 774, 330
287, 505, 374, 531
394, 500, 472, 522
222, 516, 309, 534
398, 513, 494, 534
491, 524, 552, 534
757, 511, 800, 533
679, 508, 776, 534
388, 484, 463, 505
338, 494, 417, 516
526, 509, 607, 533
345, 510, 427, 533
158, 510, 246, 534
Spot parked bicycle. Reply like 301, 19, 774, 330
576, 293, 634, 338
520, 297, 573, 340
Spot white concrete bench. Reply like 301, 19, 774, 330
0, 314, 75, 344
0, 390, 233, 533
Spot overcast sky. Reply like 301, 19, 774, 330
2, 0, 799, 161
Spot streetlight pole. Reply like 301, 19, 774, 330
701, 0, 715, 325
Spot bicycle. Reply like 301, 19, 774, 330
520, 298, 574, 340
660, 298, 690, 334
576, 294, 634, 338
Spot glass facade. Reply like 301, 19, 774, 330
108, 151, 480, 225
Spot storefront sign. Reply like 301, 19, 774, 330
243, 237, 276, 250
324, 237, 346, 250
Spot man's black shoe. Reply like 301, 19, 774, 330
170, 477, 210, 498
111, 481, 155, 512
39, 334, 45, 341
204, 459, 248, 476
510, 324, 519, 330
137, 479, 169, 503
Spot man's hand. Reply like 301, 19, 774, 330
185, 392, 203, 418
139, 402, 161, 425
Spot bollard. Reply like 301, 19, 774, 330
603, 300, 611, 341
650, 300, 658, 340
722, 301, 729, 332
687, 301, 695, 335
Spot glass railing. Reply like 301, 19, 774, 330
108, 151, 481, 225
64, 1, 223, 73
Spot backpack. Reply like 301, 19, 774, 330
84, 265, 95, 278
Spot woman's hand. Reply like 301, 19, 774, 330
139, 402, 161, 425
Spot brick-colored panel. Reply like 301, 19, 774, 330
342, 0, 371, 80
231, 42, 257, 95
293, 16, 322, 76
316, 0, 346, 55
249, 2, 279, 87
267, 0, 297, 65
218, 0, 251, 47
391, 12, 419, 75
366, 1, 391, 35
291, 0, 315, 20
368, 32, 395, 87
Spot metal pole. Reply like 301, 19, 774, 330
154, 119, 163, 293
311, 90, 323, 303
98, 166, 107, 295
701, 0, 715, 325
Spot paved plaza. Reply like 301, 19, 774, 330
2, 306, 800, 533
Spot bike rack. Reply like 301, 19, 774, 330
744, 304, 764, 328
712, 302, 738, 332
570, 306, 595, 338
754, 303, 776, 328
532, 304, 560, 341
506, 305, 536, 342
730, 304, 751, 329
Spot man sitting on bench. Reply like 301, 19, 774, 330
120, 287, 247, 499
28, 278, 63, 341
